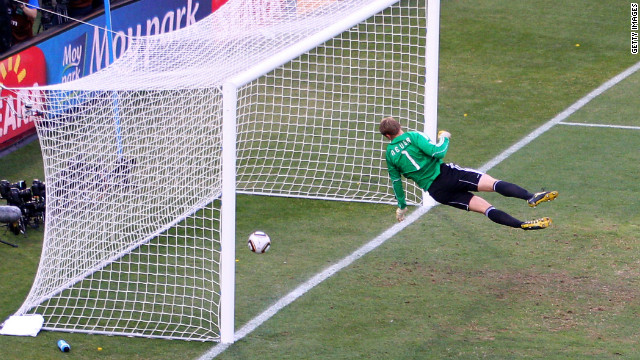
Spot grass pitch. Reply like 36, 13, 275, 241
1, 1, 639, 359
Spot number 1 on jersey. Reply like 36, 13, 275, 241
401, 150, 421, 170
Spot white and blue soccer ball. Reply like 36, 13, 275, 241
248, 231, 271, 253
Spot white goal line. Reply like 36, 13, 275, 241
197, 59, 640, 360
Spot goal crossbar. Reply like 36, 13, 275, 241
228, 0, 402, 88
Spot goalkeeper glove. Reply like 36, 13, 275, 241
437, 130, 451, 139
396, 207, 408, 222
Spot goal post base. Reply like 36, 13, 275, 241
0, 314, 44, 337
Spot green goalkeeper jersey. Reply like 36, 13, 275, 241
385, 131, 450, 209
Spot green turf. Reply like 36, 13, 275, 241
1, 0, 639, 359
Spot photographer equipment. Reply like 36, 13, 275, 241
0, 205, 22, 223
0, 179, 46, 236
0, 205, 22, 247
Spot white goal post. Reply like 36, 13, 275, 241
0, 0, 440, 343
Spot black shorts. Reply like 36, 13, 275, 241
427, 163, 485, 211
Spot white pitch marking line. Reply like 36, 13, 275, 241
559, 122, 640, 130
198, 59, 640, 360
479, 61, 640, 174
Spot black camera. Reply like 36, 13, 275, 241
1, 180, 30, 205
31, 179, 46, 198
0, 179, 46, 231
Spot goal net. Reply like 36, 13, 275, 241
2, 0, 438, 343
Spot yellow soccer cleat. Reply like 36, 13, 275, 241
521, 217, 552, 230
527, 191, 558, 207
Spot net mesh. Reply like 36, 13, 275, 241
9, 0, 429, 341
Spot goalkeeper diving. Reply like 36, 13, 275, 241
380, 117, 557, 230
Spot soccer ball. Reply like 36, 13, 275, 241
247, 231, 271, 253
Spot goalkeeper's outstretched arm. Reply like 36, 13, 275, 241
391, 178, 406, 209
391, 177, 408, 221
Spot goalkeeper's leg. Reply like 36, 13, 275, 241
477, 174, 558, 207
470, 196, 551, 230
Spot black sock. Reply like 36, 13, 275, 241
493, 180, 533, 200
485, 207, 523, 228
